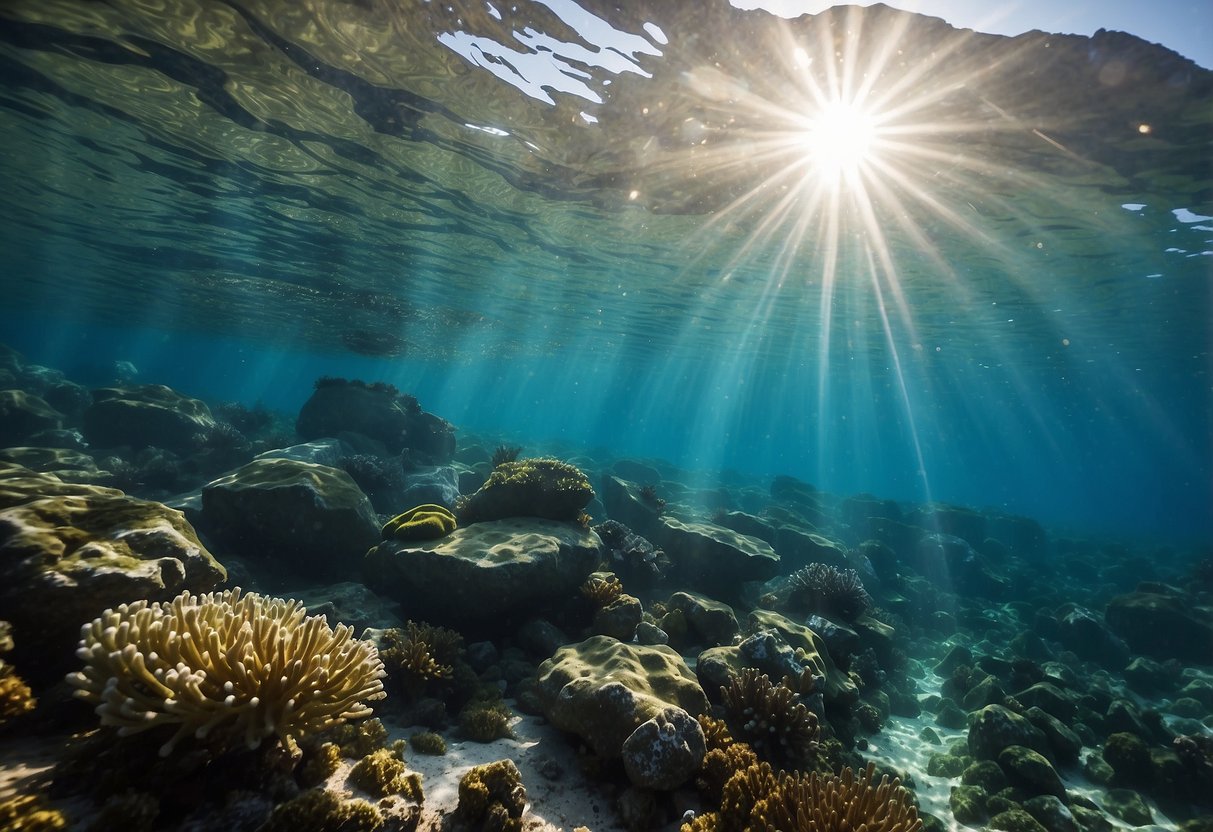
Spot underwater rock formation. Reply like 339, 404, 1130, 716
536, 635, 709, 761
199, 457, 380, 580
456, 457, 594, 524
0, 389, 63, 446
365, 517, 601, 627
82, 384, 217, 453
0, 462, 226, 683
296, 377, 455, 463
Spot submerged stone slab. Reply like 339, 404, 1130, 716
365, 517, 601, 626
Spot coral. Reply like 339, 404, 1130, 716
697, 743, 761, 809
454, 759, 528, 832
260, 788, 386, 832
349, 748, 424, 801
699, 714, 735, 752
459, 699, 515, 742
491, 445, 522, 468
788, 563, 872, 622
409, 731, 447, 755
327, 717, 390, 759
581, 573, 624, 608
0, 620, 35, 726
68, 588, 386, 756
457, 457, 594, 524
0, 794, 68, 831
721, 668, 820, 771
381, 504, 457, 541
300, 741, 344, 787
752, 762, 921, 832
379, 621, 462, 697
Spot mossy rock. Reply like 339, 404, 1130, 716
382, 504, 457, 541
950, 784, 988, 824
0, 389, 63, 446
0, 466, 226, 684
998, 745, 1066, 800
964, 759, 1009, 793
928, 751, 970, 778
82, 384, 214, 452
1101, 788, 1152, 826
990, 807, 1050, 832
457, 458, 593, 524
746, 609, 858, 704
535, 635, 708, 758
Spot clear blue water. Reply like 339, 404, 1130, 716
1, 1, 1210, 541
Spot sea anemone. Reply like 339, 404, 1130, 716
788, 563, 871, 621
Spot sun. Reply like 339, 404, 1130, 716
798, 98, 879, 185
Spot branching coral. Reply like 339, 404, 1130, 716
379, 621, 463, 698
788, 563, 872, 622
580, 574, 624, 608
721, 668, 819, 771
67, 588, 386, 756
750, 762, 923, 832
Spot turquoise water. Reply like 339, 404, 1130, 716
1, 0, 1210, 540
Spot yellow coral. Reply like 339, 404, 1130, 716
580, 574, 624, 608
0, 794, 68, 831
67, 588, 386, 756
382, 504, 457, 541
750, 761, 922, 832
455, 759, 527, 832
349, 747, 423, 800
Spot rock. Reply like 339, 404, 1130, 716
963, 676, 1007, 711
1070, 804, 1112, 832
199, 458, 380, 580
747, 609, 857, 704
515, 619, 570, 659
806, 614, 861, 661
713, 511, 776, 545
365, 518, 601, 628
535, 636, 708, 758
1024, 707, 1082, 765
295, 378, 454, 463
1102, 732, 1152, 786
256, 439, 354, 467
399, 465, 460, 510
1016, 683, 1079, 722
936, 698, 969, 729
963, 760, 1008, 792
601, 476, 663, 538
0, 390, 63, 445
773, 526, 849, 571
988, 514, 1049, 559
593, 594, 643, 641
1057, 607, 1130, 669
998, 745, 1066, 800
281, 581, 403, 634
0, 466, 226, 683
635, 621, 669, 646
1105, 589, 1213, 663
621, 707, 706, 790
929, 752, 970, 777
667, 591, 738, 645
657, 517, 779, 600
1122, 656, 1178, 696
1101, 788, 1152, 826
990, 808, 1049, 832
0, 446, 106, 484
458, 458, 593, 524
612, 460, 663, 485
969, 705, 1050, 760
935, 644, 974, 676
950, 784, 988, 824
82, 384, 215, 452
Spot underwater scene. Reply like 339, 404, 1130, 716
0, 0, 1211, 830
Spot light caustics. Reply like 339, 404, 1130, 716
675, 11, 1077, 498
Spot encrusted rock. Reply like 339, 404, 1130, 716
667, 591, 738, 645
199, 458, 380, 580
0, 464, 226, 682
82, 384, 215, 452
621, 707, 706, 790
366, 518, 601, 627
535, 636, 708, 758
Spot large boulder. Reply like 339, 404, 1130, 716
621, 707, 706, 790
535, 636, 708, 759
968, 704, 1050, 761
457, 458, 594, 524
82, 384, 215, 452
199, 458, 380, 580
365, 518, 601, 627
1105, 588, 1213, 664
295, 378, 454, 463
0, 463, 226, 683
0, 389, 64, 446
656, 517, 779, 600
